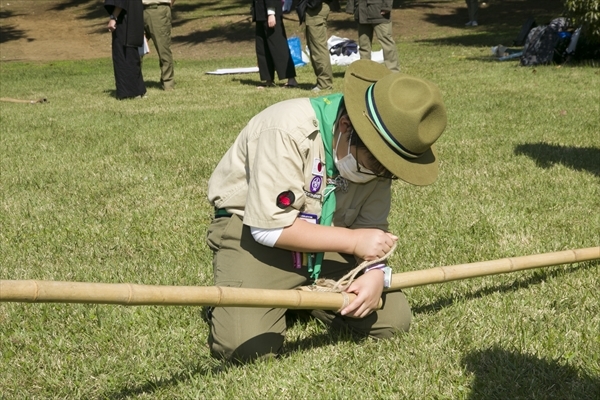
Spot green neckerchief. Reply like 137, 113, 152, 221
309, 93, 344, 280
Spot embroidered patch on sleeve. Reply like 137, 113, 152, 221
276, 190, 296, 209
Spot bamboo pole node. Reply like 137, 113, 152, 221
340, 292, 350, 309
33, 280, 39, 302
508, 256, 516, 272
127, 283, 133, 305
216, 286, 224, 306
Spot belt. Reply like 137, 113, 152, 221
144, 4, 169, 9
214, 208, 232, 218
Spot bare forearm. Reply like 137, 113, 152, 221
275, 218, 398, 261
275, 219, 356, 254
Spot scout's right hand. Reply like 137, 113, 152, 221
351, 229, 397, 261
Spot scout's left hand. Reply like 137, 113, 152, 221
268, 14, 276, 28
340, 269, 384, 318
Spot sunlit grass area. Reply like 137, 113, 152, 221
1, 1, 599, 398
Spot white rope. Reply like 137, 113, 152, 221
298, 242, 397, 293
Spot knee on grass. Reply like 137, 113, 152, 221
209, 332, 285, 363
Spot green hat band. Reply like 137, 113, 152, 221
365, 84, 423, 160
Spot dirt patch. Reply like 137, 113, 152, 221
0, 0, 564, 62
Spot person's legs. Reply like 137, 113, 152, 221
255, 22, 275, 83
206, 215, 411, 361
357, 23, 374, 61
144, 5, 174, 90
209, 302, 286, 362
465, 0, 479, 24
309, 291, 412, 338
310, 252, 412, 338
113, 14, 146, 99
267, 15, 296, 81
305, 2, 333, 90
373, 22, 400, 72
206, 215, 308, 361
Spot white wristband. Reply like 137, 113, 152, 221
382, 266, 392, 289
364, 263, 385, 273
364, 263, 392, 288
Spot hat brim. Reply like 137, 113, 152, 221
344, 61, 439, 186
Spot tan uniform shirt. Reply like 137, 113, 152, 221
208, 98, 391, 231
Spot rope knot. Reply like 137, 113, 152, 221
298, 242, 397, 293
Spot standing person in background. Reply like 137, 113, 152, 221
105, 0, 147, 99
252, 0, 298, 89
348, 0, 400, 72
142, 0, 175, 91
465, 0, 479, 26
297, 0, 334, 92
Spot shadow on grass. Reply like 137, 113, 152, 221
412, 261, 598, 316
49, 0, 106, 20
463, 346, 600, 399
100, 313, 357, 399
410, 0, 565, 49
100, 362, 225, 400
144, 80, 164, 90
235, 77, 333, 91
172, 16, 254, 46
282, 309, 365, 351
0, 10, 27, 44
514, 143, 600, 178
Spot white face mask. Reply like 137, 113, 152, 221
334, 129, 377, 184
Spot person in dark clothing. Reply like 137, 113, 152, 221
105, 0, 147, 99
252, 0, 298, 88
465, 0, 479, 26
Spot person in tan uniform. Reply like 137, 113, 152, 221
206, 59, 447, 362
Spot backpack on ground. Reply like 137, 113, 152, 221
513, 16, 537, 46
520, 18, 571, 66
329, 40, 358, 57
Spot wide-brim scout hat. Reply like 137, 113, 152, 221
344, 60, 447, 186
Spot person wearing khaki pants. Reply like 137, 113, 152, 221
304, 0, 334, 91
347, 0, 400, 72
142, 0, 175, 90
206, 60, 448, 362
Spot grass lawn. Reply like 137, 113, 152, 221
1, 1, 599, 398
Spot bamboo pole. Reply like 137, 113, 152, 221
1, 247, 598, 310
0, 280, 356, 311
387, 246, 600, 290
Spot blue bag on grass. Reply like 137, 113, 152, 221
288, 36, 306, 67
